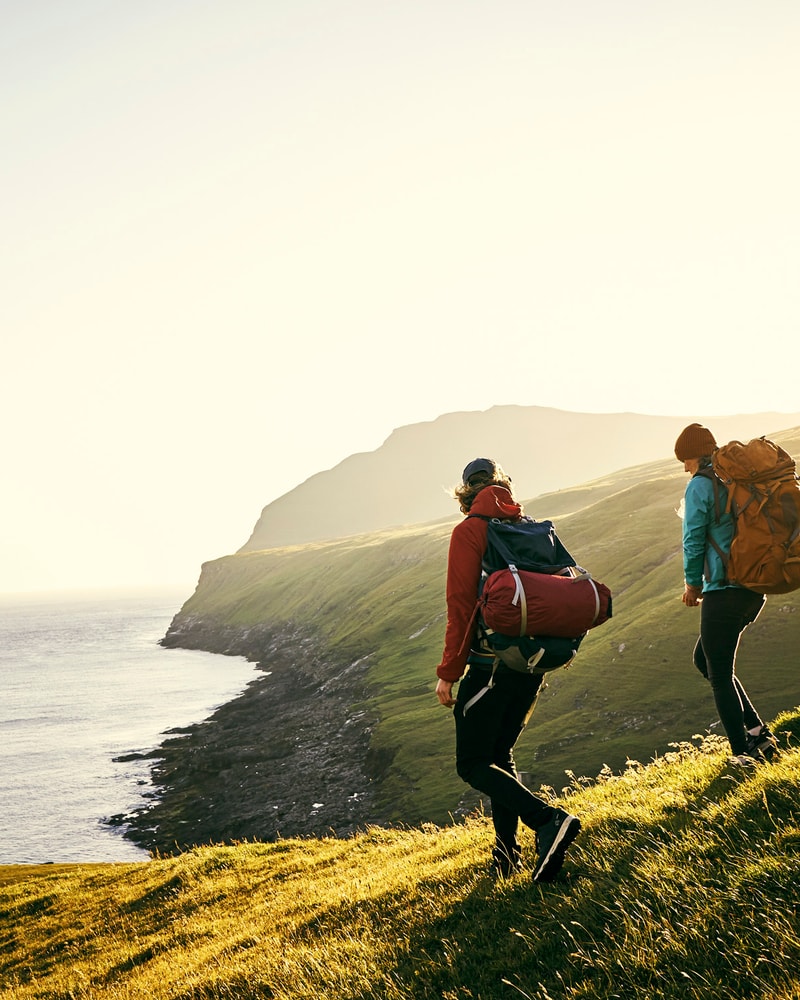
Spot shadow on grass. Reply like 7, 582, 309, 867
372, 711, 800, 1000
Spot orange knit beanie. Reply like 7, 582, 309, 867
674, 423, 717, 461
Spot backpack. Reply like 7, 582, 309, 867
467, 515, 613, 674
710, 437, 800, 595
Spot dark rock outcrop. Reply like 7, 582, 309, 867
110, 618, 386, 854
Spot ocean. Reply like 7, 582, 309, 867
0, 588, 257, 865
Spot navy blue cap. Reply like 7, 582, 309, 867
462, 458, 496, 485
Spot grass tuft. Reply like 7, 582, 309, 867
3, 710, 800, 998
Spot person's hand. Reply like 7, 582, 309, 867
682, 584, 703, 607
436, 677, 456, 707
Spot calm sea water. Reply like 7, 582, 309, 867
0, 588, 257, 864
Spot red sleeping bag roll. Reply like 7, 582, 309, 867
480, 568, 612, 638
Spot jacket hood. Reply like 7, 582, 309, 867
469, 484, 522, 520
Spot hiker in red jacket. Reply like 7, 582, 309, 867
435, 458, 581, 881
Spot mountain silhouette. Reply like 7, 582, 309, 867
240, 405, 800, 551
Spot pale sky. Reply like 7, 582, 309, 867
2, 1, 799, 594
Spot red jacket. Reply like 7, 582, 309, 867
436, 485, 523, 682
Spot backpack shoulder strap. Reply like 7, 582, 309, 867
693, 466, 729, 575
693, 465, 723, 524
469, 515, 532, 568
466, 513, 527, 522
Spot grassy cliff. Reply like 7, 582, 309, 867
3, 709, 800, 999
142, 429, 800, 847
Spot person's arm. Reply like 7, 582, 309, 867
436, 677, 455, 706
681, 477, 711, 603
435, 519, 485, 684
682, 583, 703, 606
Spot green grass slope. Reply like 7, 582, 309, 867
168, 428, 800, 830
3, 710, 800, 999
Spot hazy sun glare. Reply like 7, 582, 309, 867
2, 1, 798, 592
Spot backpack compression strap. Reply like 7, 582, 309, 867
507, 563, 528, 635
461, 659, 500, 715
694, 466, 730, 579
508, 564, 602, 635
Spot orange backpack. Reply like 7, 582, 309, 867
712, 437, 800, 594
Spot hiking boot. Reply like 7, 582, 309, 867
745, 726, 778, 761
532, 809, 581, 883
729, 753, 761, 769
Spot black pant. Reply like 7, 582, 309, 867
454, 664, 553, 864
692, 587, 766, 755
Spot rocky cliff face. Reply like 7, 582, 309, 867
110, 616, 389, 854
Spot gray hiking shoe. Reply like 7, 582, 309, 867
532, 809, 581, 883
729, 753, 761, 769
745, 726, 778, 761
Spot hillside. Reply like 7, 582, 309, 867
239, 406, 800, 550
123, 426, 800, 855
3, 710, 800, 999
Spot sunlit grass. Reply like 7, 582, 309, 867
4, 709, 800, 999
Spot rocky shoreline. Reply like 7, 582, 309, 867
108, 616, 391, 854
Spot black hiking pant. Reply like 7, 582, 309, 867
692, 586, 766, 755
453, 663, 554, 866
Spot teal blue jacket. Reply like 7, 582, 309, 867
682, 468, 734, 591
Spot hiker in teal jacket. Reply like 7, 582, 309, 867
681, 463, 734, 594
675, 423, 777, 764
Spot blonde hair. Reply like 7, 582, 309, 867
453, 464, 515, 515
